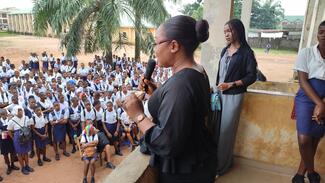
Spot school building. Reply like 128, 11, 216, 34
6, 9, 155, 45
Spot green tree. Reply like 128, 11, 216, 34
233, 0, 243, 19
182, 0, 284, 30
181, 0, 204, 20
33, 0, 172, 64
250, 0, 284, 29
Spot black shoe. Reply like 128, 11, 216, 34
38, 159, 43, 166
90, 177, 95, 183
307, 172, 321, 183
115, 150, 123, 156
11, 164, 20, 171
43, 156, 52, 162
25, 165, 34, 172
55, 154, 60, 161
21, 167, 29, 175
83, 178, 88, 183
106, 162, 116, 169
29, 151, 35, 158
292, 174, 305, 183
0, 176, 3, 182
71, 147, 77, 154
6, 167, 12, 175
63, 151, 70, 157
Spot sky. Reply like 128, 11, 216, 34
0, 0, 308, 16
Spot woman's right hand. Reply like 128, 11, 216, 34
138, 76, 157, 96
312, 103, 325, 124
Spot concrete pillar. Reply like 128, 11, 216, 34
15, 15, 19, 33
201, 0, 233, 85
8, 15, 12, 31
241, 0, 253, 39
18, 14, 22, 33
299, 0, 325, 50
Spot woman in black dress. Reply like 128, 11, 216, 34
0, 109, 20, 176
123, 15, 217, 183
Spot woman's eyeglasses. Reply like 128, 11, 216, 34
152, 40, 171, 47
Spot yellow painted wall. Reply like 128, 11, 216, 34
115, 27, 156, 44
8, 13, 156, 45
235, 90, 325, 173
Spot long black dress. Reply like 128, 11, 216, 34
145, 68, 217, 183
0, 118, 15, 155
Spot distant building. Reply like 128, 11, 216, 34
7, 8, 155, 44
0, 7, 18, 30
281, 15, 304, 31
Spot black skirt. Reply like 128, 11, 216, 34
0, 138, 16, 155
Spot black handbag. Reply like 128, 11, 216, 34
12, 117, 32, 145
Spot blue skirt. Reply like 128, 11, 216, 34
43, 62, 49, 70
53, 124, 66, 143
13, 130, 31, 155
295, 79, 325, 138
50, 61, 55, 68
104, 123, 119, 142
69, 120, 81, 138
73, 61, 78, 68
34, 127, 48, 149
105, 123, 117, 134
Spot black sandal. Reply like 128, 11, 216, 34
292, 174, 305, 183
55, 154, 60, 161
307, 172, 321, 183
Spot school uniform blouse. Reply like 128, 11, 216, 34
32, 114, 48, 129
294, 44, 325, 80
49, 109, 69, 122
69, 106, 81, 121
38, 99, 53, 110
0, 92, 9, 104
102, 110, 117, 124
120, 112, 133, 125
80, 109, 96, 122
145, 68, 217, 174
94, 108, 103, 121
7, 116, 33, 131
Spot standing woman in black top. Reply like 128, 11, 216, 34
123, 15, 218, 183
215, 19, 257, 175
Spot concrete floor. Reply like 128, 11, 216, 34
215, 162, 325, 183
215, 164, 292, 183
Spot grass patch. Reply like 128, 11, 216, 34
252, 47, 297, 55
0, 31, 17, 37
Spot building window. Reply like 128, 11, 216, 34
3, 19, 8, 24
2, 13, 7, 18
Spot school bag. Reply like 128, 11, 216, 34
12, 117, 32, 145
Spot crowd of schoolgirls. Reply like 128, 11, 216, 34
0, 52, 172, 182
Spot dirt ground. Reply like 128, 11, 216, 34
0, 35, 297, 82
0, 144, 131, 183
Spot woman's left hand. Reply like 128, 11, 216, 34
123, 93, 144, 120
217, 83, 232, 91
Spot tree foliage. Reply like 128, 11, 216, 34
182, 0, 284, 29
181, 0, 204, 20
250, 0, 284, 29
33, 0, 173, 63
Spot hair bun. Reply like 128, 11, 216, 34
195, 19, 209, 43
